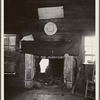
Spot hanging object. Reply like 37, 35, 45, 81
19, 34, 34, 49
44, 22, 57, 35
38, 6, 64, 19
21, 34, 34, 41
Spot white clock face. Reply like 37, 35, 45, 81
44, 22, 57, 35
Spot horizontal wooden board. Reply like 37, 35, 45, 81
21, 41, 79, 56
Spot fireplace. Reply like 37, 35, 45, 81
24, 54, 75, 89
34, 58, 64, 86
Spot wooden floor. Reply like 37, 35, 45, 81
5, 85, 83, 100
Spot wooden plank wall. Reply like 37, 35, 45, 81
4, 53, 25, 88
4, 0, 95, 36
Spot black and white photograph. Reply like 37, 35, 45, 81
1, 0, 99, 100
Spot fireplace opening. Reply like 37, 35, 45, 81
39, 59, 49, 73
34, 58, 64, 86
